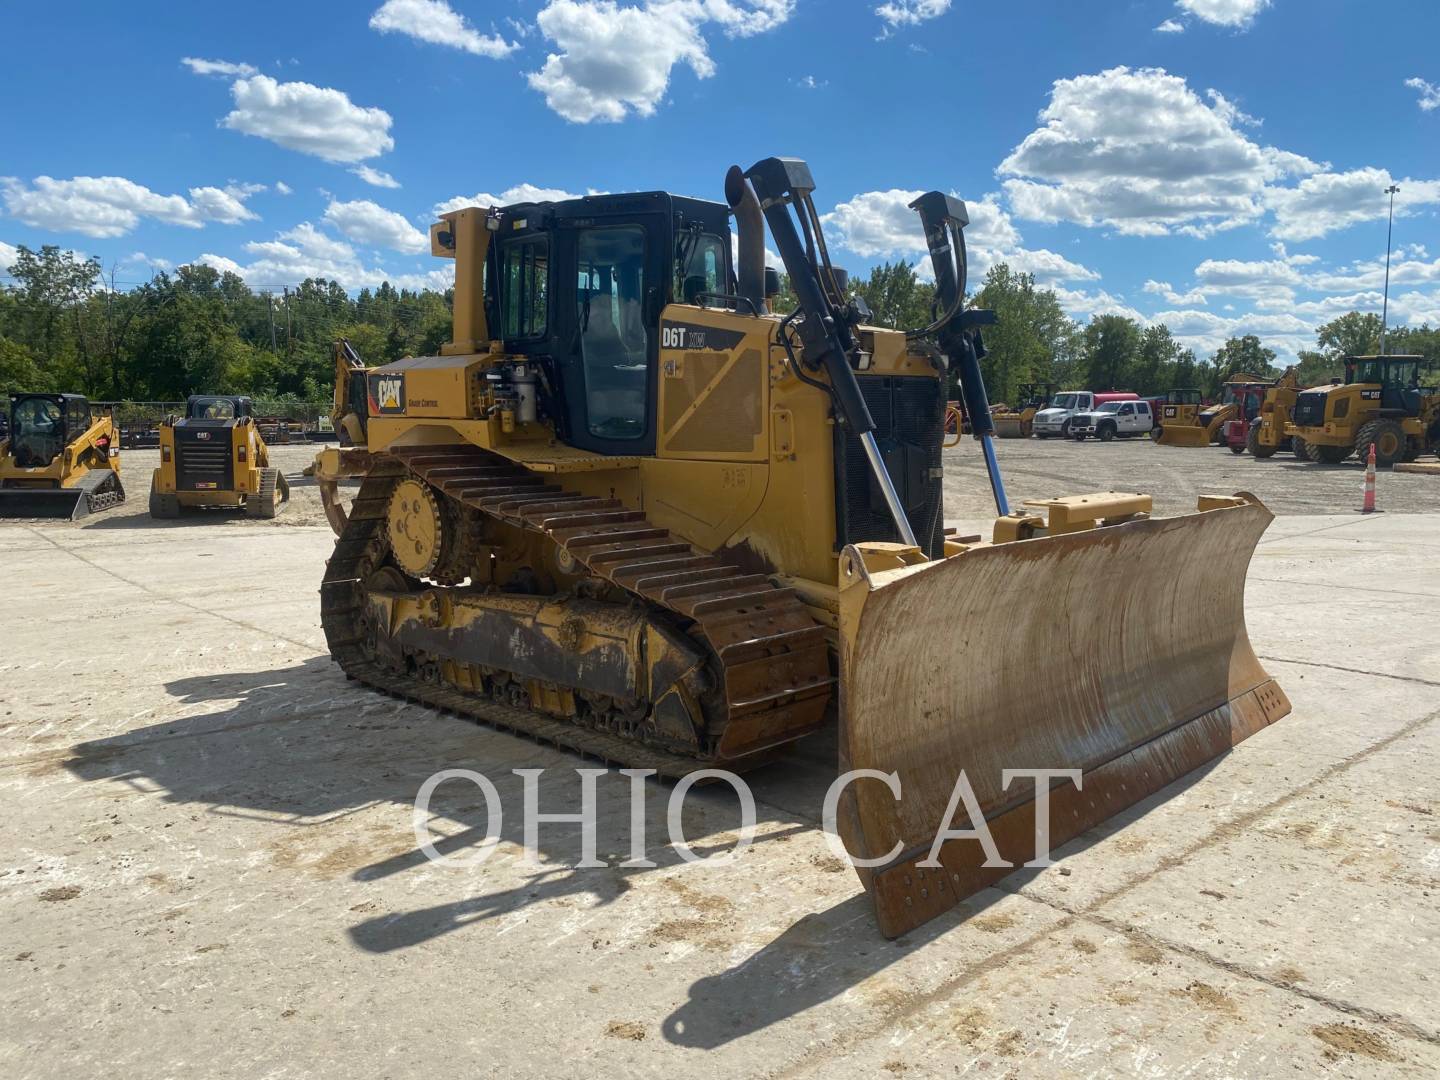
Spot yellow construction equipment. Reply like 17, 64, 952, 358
991, 383, 1053, 438
149, 395, 289, 518
1239, 366, 1301, 458
1285, 355, 1440, 465
0, 393, 125, 519
319, 159, 1289, 937
1155, 374, 1268, 447
1148, 388, 1202, 442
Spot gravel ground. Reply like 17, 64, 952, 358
941, 433, 1439, 520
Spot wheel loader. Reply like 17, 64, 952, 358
1155, 375, 1268, 447
1227, 366, 1300, 458
319, 158, 1290, 938
0, 393, 126, 519
991, 383, 1053, 438
149, 395, 289, 518
1285, 355, 1439, 466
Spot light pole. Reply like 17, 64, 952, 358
1380, 183, 1399, 355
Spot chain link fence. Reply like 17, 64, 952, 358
91, 401, 333, 448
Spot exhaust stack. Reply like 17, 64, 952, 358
724, 166, 766, 313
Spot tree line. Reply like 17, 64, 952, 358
2, 244, 1436, 409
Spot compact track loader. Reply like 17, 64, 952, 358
1155, 375, 1268, 447
1285, 355, 1439, 465
0, 393, 125, 519
319, 158, 1290, 937
149, 395, 289, 518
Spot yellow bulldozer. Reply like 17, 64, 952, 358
1286, 355, 1440, 465
991, 383, 1053, 438
318, 158, 1290, 937
149, 395, 289, 518
1154, 374, 1269, 447
0, 393, 126, 519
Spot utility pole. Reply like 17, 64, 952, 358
266, 292, 278, 354
283, 287, 293, 358
1380, 183, 1400, 355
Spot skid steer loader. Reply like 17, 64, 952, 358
1155, 375, 1268, 447
0, 393, 125, 519
1285, 355, 1439, 465
319, 158, 1290, 937
149, 395, 289, 518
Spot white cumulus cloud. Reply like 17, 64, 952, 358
1175, 0, 1270, 29
1406, 77, 1440, 112
1265, 167, 1440, 242
527, 1, 794, 123
875, 1, 950, 29
0, 240, 18, 275
1, 176, 261, 238
369, 0, 517, 58
821, 188, 1098, 285
1000, 66, 1319, 237
432, 183, 584, 216
198, 222, 453, 291
1154, 19, 1185, 33
182, 57, 259, 77
222, 76, 395, 163
323, 199, 429, 254
351, 165, 401, 189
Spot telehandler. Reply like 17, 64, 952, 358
319, 158, 1290, 937
1226, 366, 1300, 457
149, 395, 289, 518
1286, 355, 1439, 465
0, 393, 125, 519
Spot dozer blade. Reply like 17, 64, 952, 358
1156, 424, 1215, 447
834, 496, 1289, 938
0, 487, 90, 520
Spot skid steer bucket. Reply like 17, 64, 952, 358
1156, 423, 1215, 447
833, 494, 1289, 938
0, 486, 91, 520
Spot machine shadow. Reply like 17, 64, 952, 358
60, 655, 830, 948
659, 753, 1226, 1049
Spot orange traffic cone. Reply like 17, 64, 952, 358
1361, 442, 1377, 514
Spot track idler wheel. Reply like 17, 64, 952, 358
387, 479, 447, 576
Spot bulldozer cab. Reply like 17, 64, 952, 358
483, 193, 732, 456
1345, 355, 1428, 415
185, 395, 252, 421
8, 393, 90, 468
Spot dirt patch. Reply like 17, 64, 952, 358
971, 912, 1017, 934
808, 853, 848, 873
1311, 1023, 1399, 1062
952, 1006, 990, 1046
1109, 987, 1140, 1006
1273, 964, 1305, 984
1111, 835, 1148, 854
882, 1062, 907, 1074
1072, 937, 1097, 955
1385, 799, 1433, 816
994, 1030, 1025, 1057
38, 885, 81, 902
605, 1020, 647, 1041
195, 943, 227, 954
1127, 940, 1165, 966
660, 876, 735, 917
1172, 981, 1238, 1015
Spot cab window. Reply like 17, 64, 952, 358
500, 237, 548, 340
676, 233, 726, 304
576, 226, 649, 441
1119, 403, 1134, 415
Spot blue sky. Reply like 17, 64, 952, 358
2, 0, 1437, 360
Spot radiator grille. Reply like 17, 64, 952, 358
1293, 390, 1327, 427
175, 432, 234, 491
834, 375, 945, 558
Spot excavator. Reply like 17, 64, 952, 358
318, 158, 1290, 938
0, 393, 126, 519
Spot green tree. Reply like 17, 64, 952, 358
849, 260, 937, 332
1209, 335, 1279, 390
1383, 324, 1440, 364
971, 264, 1079, 405
1134, 324, 1185, 396
1080, 314, 1141, 391
0, 338, 45, 399
1294, 349, 1341, 387
1317, 312, 1382, 359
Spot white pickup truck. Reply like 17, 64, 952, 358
1033, 391, 1137, 437
1070, 400, 1155, 441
